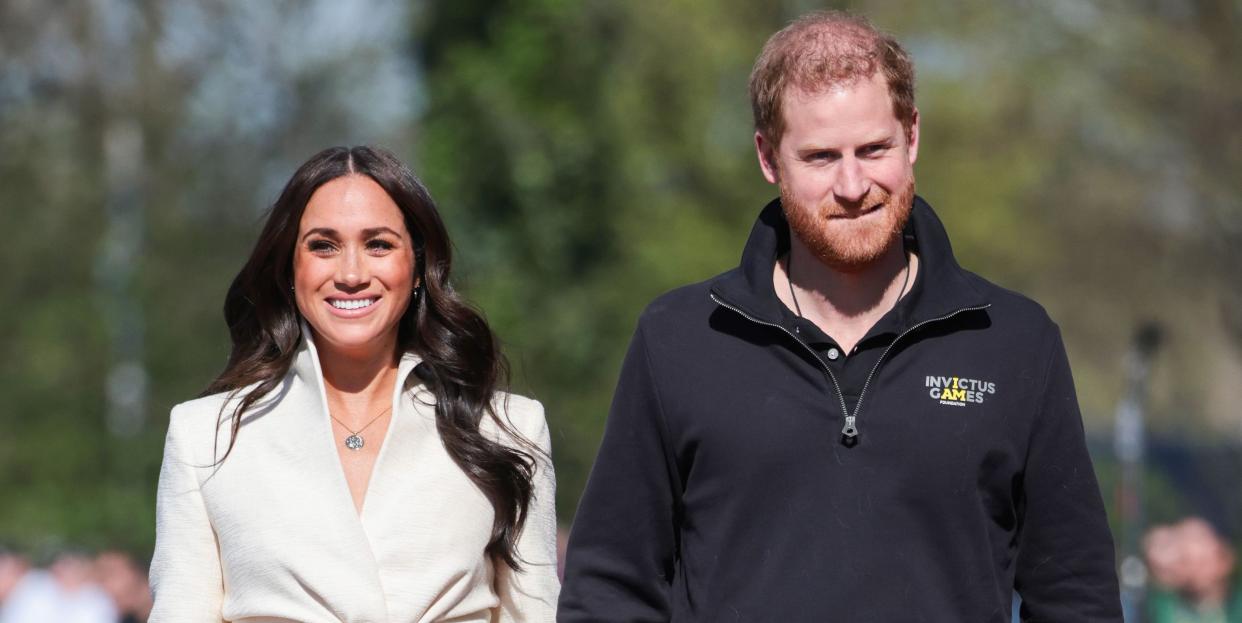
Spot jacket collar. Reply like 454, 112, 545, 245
291, 322, 425, 400
709, 195, 988, 331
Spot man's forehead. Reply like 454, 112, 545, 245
775, 77, 906, 150
784, 70, 886, 105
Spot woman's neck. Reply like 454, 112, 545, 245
314, 334, 400, 423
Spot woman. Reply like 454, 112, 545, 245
149, 146, 558, 622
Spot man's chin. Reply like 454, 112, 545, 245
797, 207, 909, 271
811, 232, 902, 272
781, 178, 915, 272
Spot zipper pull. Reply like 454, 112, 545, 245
841, 416, 858, 439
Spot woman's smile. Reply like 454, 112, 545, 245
325, 295, 381, 316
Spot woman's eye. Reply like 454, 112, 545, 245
367, 239, 395, 252
308, 240, 336, 253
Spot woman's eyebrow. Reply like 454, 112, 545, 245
301, 226, 401, 240
362, 226, 401, 238
301, 227, 338, 241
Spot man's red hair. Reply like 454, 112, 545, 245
749, 11, 916, 146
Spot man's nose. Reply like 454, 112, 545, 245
833, 157, 870, 205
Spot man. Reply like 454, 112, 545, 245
559, 11, 1122, 622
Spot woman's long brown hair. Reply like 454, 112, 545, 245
203, 146, 535, 570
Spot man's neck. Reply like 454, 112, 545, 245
774, 235, 918, 354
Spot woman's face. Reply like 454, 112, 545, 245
293, 175, 417, 358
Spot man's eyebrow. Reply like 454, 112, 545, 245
796, 145, 840, 154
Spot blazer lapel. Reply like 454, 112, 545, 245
290, 332, 392, 621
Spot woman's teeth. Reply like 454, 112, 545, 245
330, 298, 375, 310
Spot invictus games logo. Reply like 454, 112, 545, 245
926, 375, 996, 406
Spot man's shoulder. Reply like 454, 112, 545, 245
961, 269, 1059, 335
635, 269, 736, 332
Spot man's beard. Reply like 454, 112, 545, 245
781, 176, 915, 273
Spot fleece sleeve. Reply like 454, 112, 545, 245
1014, 326, 1123, 622
558, 321, 680, 622
494, 401, 560, 622
148, 405, 225, 622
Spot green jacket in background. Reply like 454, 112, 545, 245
1149, 582, 1242, 623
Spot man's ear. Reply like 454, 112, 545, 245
755, 131, 780, 184
906, 108, 920, 166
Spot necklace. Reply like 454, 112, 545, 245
786, 243, 912, 341
328, 406, 392, 451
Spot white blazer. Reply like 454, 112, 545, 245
149, 333, 559, 622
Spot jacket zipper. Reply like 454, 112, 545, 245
710, 292, 990, 441
710, 293, 851, 434
847, 303, 991, 437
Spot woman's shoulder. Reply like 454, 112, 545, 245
171, 390, 232, 415
169, 384, 255, 420
492, 391, 543, 416
164, 383, 262, 440
157, 391, 236, 465
486, 391, 549, 447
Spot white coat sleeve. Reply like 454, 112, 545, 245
494, 400, 560, 622
149, 404, 225, 622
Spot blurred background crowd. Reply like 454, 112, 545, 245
0, 548, 149, 622
0, 0, 1238, 620
1142, 518, 1242, 621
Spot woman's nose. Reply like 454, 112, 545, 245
335, 247, 369, 286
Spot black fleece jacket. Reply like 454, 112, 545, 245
559, 197, 1122, 622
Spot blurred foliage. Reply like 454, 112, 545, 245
0, 0, 1239, 554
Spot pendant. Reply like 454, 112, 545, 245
344, 434, 364, 450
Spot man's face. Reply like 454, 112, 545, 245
756, 71, 919, 272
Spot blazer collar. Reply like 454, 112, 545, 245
291, 322, 425, 399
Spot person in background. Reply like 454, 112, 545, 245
149, 146, 558, 622
94, 551, 151, 623
559, 10, 1121, 621
0, 550, 117, 623
0, 548, 29, 607
1145, 517, 1242, 622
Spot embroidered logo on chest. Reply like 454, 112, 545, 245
925, 375, 996, 406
